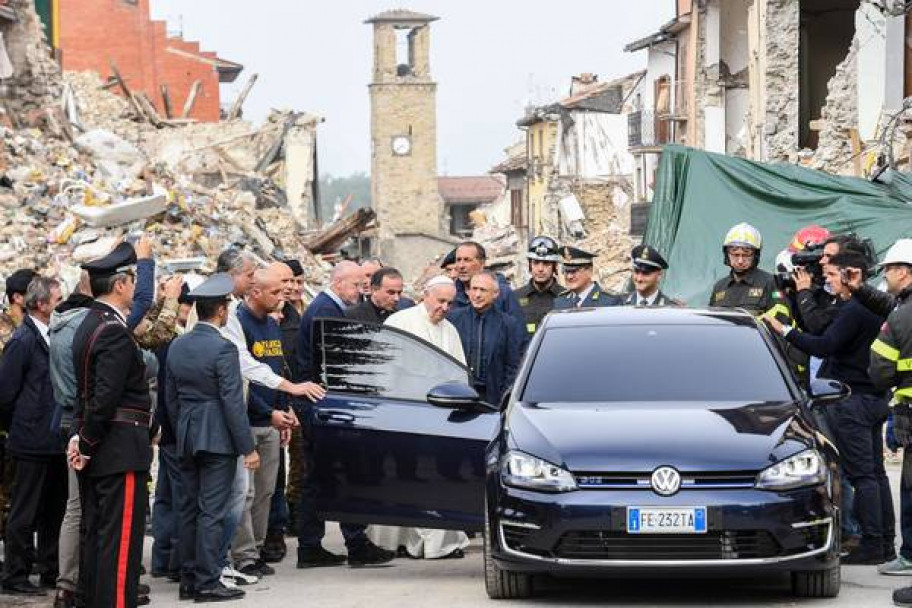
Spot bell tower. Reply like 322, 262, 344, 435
366, 9, 448, 277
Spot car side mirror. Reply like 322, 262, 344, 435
427, 382, 497, 413
808, 379, 850, 406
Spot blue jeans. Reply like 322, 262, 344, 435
151, 445, 182, 576
219, 456, 248, 568
830, 393, 895, 552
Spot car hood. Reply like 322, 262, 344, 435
505, 400, 812, 473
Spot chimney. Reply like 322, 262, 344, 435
570, 73, 599, 97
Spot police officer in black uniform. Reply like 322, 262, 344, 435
553, 246, 619, 309
622, 244, 680, 307
514, 236, 564, 334
709, 222, 778, 314
70, 243, 152, 608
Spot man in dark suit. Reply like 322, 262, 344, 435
553, 246, 620, 309
70, 243, 152, 608
345, 268, 405, 325
295, 260, 395, 568
449, 271, 525, 406
166, 274, 259, 603
0, 277, 66, 596
621, 245, 682, 307
451, 242, 524, 325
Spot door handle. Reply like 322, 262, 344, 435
316, 411, 356, 423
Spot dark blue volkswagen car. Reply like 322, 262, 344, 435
308, 308, 844, 599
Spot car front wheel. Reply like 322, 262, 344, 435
791, 566, 840, 598
484, 510, 533, 599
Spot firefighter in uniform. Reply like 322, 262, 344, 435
514, 236, 564, 334
553, 246, 619, 309
70, 243, 152, 608
709, 222, 778, 314
621, 245, 680, 307
860, 241, 912, 596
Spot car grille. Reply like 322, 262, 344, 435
573, 471, 757, 490
553, 530, 780, 560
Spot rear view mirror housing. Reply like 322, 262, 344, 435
808, 379, 850, 406
427, 382, 497, 413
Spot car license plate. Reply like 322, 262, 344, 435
627, 507, 707, 534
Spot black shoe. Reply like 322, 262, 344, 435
167, 570, 182, 583
238, 559, 274, 577
843, 544, 886, 565
137, 583, 150, 595
194, 584, 245, 603
896, 585, 912, 607
297, 545, 347, 568
179, 584, 196, 601
137, 594, 151, 606
2, 580, 47, 595
261, 532, 287, 563
53, 588, 75, 608
40, 573, 58, 588
347, 541, 396, 567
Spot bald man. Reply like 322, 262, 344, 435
293, 261, 395, 568
232, 267, 308, 576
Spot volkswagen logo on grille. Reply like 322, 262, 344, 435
650, 466, 681, 496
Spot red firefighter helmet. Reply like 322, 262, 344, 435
788, 225, 831, 253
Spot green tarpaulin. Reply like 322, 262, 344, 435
643, 145, 912, 305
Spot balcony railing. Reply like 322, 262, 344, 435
628, 110, 673, 148
655, 79, 689, 120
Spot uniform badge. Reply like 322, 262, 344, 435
519, 297, 529, 306
713, 291, 726, 302
748, 288, 763, 298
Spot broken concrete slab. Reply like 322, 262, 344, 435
73, 129, 146, 182
70, 192, 167, 227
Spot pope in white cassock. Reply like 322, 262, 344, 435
367, 275, 471, 559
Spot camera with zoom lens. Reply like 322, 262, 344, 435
774, 243, 825, 291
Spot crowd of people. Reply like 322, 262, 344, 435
0, 220, 910, 606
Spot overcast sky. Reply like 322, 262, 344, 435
149, 1, 672, 177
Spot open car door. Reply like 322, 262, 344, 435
307, 318, 499, 531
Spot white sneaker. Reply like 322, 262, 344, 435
219, 575, 238, 588
222, 565, 259, 586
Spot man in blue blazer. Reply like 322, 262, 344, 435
449, 271, 525, 407
294, 261, 395, 568
166, 274, 259, 603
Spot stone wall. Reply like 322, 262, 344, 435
0, 0, 62, 117
762, 0, 800, 163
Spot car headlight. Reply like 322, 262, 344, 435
755, 449, 826, 491
501, 451, 577, 492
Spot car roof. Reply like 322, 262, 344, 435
543, 307, 761, 329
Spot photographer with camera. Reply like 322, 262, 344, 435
765, 251, 895, 565
783, 225, 835, 334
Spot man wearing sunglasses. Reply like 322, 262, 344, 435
621, 245, 680, 307
553, 246, 619, 309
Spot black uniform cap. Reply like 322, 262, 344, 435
283, 259, 305, 277
440, 249, 457, 268
5, 269, 38, 296
631, 244, 668, 271
81, 242, 137, 279
559, 245, 596, 267
188, 273, 234, 301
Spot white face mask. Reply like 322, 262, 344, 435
823, 282, 835, 295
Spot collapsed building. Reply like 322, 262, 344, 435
626, 0, 912, 206
0, 1, 363, 294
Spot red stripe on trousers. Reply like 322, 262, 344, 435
116, 472, 135, 608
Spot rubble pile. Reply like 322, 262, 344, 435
0, 71, 349, 290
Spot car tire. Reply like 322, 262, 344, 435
483, 511, 533, 599
790, 566, 841, 598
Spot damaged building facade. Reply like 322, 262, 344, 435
626, 0, 912, 202
489, 73, 642, 292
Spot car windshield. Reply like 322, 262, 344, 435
522, 324, 792, 403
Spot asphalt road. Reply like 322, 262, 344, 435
4, 464, 908, 608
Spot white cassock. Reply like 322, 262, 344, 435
367, 304, 471, 559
